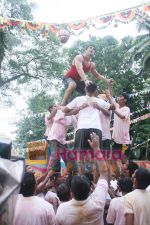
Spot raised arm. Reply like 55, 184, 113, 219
91, 102, 111, 117
65, 103, 88, 116
47, 106, 58, 120
104, 90, 116, 111
88, 133, 109, 206
88, 133, 109, 181
91, 63, 113, 84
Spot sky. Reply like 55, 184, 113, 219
33, 0, 146, 23
0, 0, 148, 139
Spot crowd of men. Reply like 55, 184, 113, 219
13, 46, 150, 225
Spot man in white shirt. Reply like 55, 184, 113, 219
13, 172, 55, 225
55, 133, 109, 225
112, 93, 130, 157
107, 177, 133, 225
63, 83, 115, 151
124, 167, 150, 225
63, 83, 115, 173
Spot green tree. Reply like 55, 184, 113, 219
0, 0, 34, 86
0, 0, 65, 105
16, 92, 55, 145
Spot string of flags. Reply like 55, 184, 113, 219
0, 3, 150, 41
131, 139, 150, 150
130, 113, 150, 124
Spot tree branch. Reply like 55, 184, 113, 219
0, 72, 42, 87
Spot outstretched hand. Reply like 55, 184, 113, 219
104, 89, 112, 99
88, 132, 100, 150
84, 79, 92, 86
107, 78, 113, 84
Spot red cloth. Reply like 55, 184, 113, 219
66, 59, 91, 81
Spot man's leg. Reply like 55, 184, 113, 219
62, 81, 77, 106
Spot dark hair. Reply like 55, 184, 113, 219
66, 173, 73, 188
119, 93, 129, 103
118, 177, 133, 193
57, 183, 70, 202
86, 83, 97, 94
84, 172, 93, 186
48, 105, 53, 112
71, 175, 90, 200
20, 172, 36, 197
127, 162, 139, 178
135, 167, 150, 189
85, 45, 96, 52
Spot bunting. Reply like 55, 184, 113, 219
130, 113, 150, 124
0, 2, 149, 38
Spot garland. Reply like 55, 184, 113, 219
0, 3, 149, 37
130, 113, 150, 124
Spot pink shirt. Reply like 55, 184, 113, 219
99, 111, 112, 140
13, 195, 55, 225
45, 114, 53, 137
48, 110, 77, 145
107, 196, 125, 225
55, 179, 108, 225
112, 104, 130, 144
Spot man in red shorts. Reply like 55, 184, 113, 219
62, 46, 113, 105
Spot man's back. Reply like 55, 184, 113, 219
13, 195, 55, 225
124, 189, 150, 225
107, 196, 125, 225
67, 96, 110, 130
55, 179, 108, 225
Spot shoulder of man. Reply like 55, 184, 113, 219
124, 189, 136, 200
91, 62, 96, 69
57, 200, 72, 213
74, 54, 84, 61
122, 106, 130, 111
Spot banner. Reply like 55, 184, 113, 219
27, 140, 48, 162
135, 161, 150, 170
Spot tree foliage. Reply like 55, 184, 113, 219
0, 0, 65, 104
0, 1, 149, 159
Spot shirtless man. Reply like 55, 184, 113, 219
62, 45, 113, 105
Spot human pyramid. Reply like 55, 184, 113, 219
43, 45, 131, 184
14, 46, 150, 225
